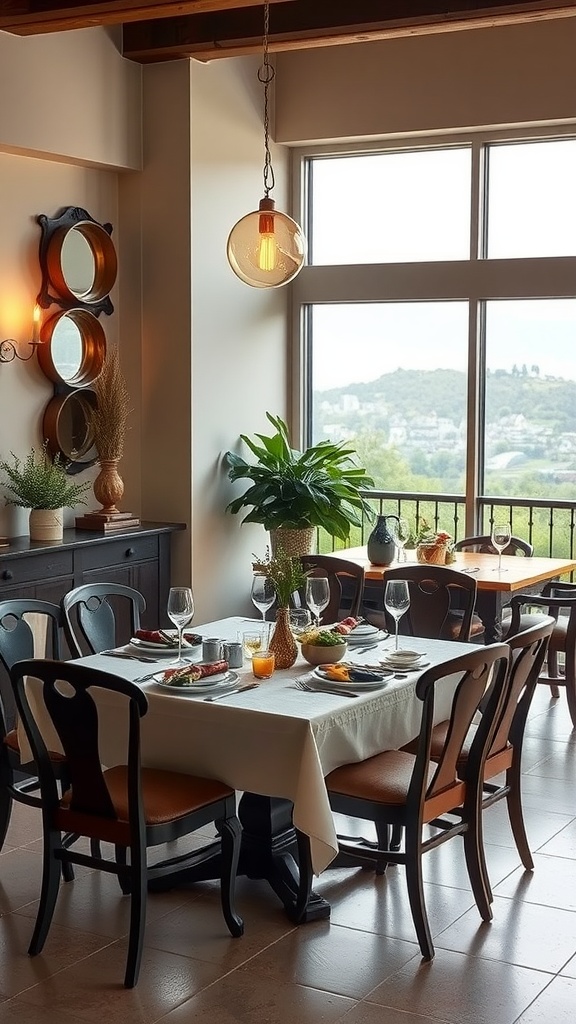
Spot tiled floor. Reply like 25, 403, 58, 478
1, 686, 575, 1023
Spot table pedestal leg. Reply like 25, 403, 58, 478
148, 793, 330, 924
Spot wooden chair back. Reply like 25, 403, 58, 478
454, 535, 533, 557
382, 564, 478, 641
62, 583, 145, 657
300, 555, 364, 623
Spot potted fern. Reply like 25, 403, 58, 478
226, 413, 375, 555
0, 442, 90, 541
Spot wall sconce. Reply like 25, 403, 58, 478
0, 305, 41, 364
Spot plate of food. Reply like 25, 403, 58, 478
129, 629, 202, 655
153, 662, 239, 693
346, 628, 388, 647
312, 664, 392, 690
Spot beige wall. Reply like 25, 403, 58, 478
276, 20, 576, 143
129, 57, 290, 621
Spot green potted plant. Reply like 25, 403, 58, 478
251, 547, 312, 668
226, 413, 375, 555
0, 442, 91, 541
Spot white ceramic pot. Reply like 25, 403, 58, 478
29, 508, 64, 542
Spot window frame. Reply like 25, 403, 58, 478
290, 126, 576, 535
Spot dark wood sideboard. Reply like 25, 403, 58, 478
0, 521, 184, 630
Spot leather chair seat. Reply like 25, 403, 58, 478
3, 728, 66, 763
326, 748, 437, 805
444, 610, 485, 640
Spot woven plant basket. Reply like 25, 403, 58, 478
269, 526, 315, 559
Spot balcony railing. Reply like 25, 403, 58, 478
319, 490, 576, 561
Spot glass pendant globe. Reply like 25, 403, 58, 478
227, 199, 306, 288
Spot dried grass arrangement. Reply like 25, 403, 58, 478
89, 348, 131, 461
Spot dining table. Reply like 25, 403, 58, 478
20, 616, 475, 924
336, 546, 576, 643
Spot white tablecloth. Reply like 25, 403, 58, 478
18, 617, 470, 875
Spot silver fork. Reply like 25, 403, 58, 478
295, 679, 360, 698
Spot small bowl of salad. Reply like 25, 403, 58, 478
299, 628, 348, 666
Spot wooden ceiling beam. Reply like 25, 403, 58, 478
122, 0, 576, 62
0, 1, 291, 36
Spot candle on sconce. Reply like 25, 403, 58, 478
32, 304, 41, 345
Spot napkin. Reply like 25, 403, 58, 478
134, 629, 202, 646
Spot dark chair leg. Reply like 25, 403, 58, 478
124, 839, 147, 989
404, 821, 434, 961
374, 823, 391, 875
115, 844, 131, 895
506, 764, 534, 870
390, 824, 403, 851
564, 661, 576, 730
28, 831, 62, 955
463, 796, 493, 918
547, 651, 561, 698
0, 787, 13, 853
219, 816, 244, 937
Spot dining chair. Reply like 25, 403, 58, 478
326, 642, 511, 960
454, 534, 534, 557
299, 555, 365, 624
424, 617, 554, 889
507, 586, 576, 728
380, 564, 483, 641
61, 582, 146, 657
0, 600, 76, 876
11, 658, 244, 988
453, 536, 537, 638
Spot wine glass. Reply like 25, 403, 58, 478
167, 586, 194, 665
391, 517, 411, 562
251, 574, 276, 623
305, 576, 330, 627
384, 579, 410, 651
491, 522, 512, 572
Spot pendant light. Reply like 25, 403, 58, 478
226, 2, 306, 288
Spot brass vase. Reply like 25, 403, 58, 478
93, 458, 124, 514
269, 607, 298, 669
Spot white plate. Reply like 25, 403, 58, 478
153, 670, 239, 694
380, 658, 430, 672
312, 667, 392, 691
129, 637, 202, 656
346, 629, 388, 646
348, 624, 380, 637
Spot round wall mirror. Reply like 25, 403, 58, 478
37, 206, 117, 316
37, 308, 106, 388
43, 390, 98, 474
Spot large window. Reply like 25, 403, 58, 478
293, 132, 576, 519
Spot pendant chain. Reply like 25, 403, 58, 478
258, 2, 275, 197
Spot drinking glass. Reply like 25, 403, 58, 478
242, 630, 264, 659
392, 517, 411, 562
491, 522, 512, 572
384, 579, 410, 651
289, 608, 312, 636
251, 575, 276, 622
167, 586, 194, 665
305, 577, 330, 627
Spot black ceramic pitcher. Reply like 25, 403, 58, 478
366, 514, 399, 566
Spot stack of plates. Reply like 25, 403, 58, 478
347, 623, 387, 647
380, 650, 428, 671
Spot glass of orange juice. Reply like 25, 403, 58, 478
252, 650, 275, 679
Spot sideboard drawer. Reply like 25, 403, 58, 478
81, 535, 159, 571
0, 550, 74, 586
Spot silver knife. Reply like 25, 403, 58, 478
204, 683, 259, 702
101, 650, 159, 664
